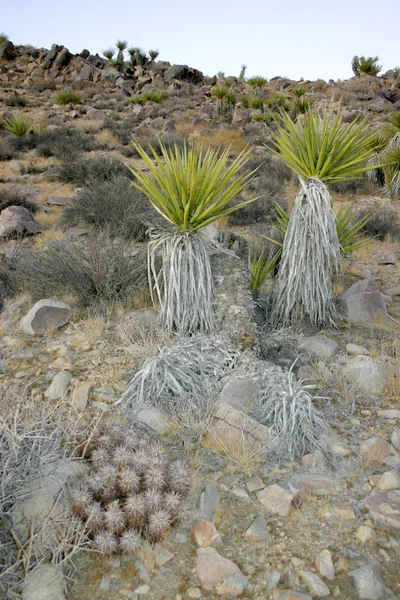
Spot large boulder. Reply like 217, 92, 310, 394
20, 299, 73, 336
337, 279, 388, 325
0, 206, 42, 238
164, 64, 203, 84
342, 356, 387, 395
0, 40, 15, 60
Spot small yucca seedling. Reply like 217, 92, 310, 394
240, 95, 251, 109
3, 114, 32, 137
252, 112, 274, 124
119, 529, 142, 554
94, 531, 118, 555
294, 96, 312, 115
249, 246, 282, 296
54, 90, 81, 106
249, 96, 264, 111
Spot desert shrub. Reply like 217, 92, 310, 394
0, 136, 18, 161
55, 155, 131, 185
4, 92, 26, 107
103, 115, 137, 145
53, 90, 82, 105
35, 127, 93, 159
69, 420, 192, 552
2, 114, 32, 137
229, 155, 291, 224
15, 235, 149, 307
61, 176, 152, 240
0, 259, 16, 310
356, 206, 400, 240
0, 187, 38, 213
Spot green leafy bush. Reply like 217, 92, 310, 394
351, 55, 382, 77
130, 90, 169, 104
53, 90, 82, 105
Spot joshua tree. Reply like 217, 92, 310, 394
116, 39, 128, 62
247, 75, 267, 97
239, 64, 247, 80
269, 110, 378, 327
128, 143, 258, 334
351, 55, 382, 77
149, 49, 160, 61
212, 86, 236, 116
102, 48, 115, 61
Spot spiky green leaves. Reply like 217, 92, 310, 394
270, 110, 379, 183
129, 143, 258, 232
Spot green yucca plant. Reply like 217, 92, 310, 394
128, 143, 258, 333
129, 90, 169, 105
269, 109, 378, 326
54, 90, 81, 105
0, 33, 8, 43
293, 96, 312, 115
252, 112, 275, 124
290, 85, 308, 98
3, 114, 32, 137
249, 96, 264, 111
351, 55, 382, 77
247, 76, 267, 97
250, 247, 281, 296
149, 49, 159, 61
212, 86, 236, 116
102, 48, 115, 61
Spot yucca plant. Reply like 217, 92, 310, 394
249, 96, 264, 112
351, 55, 382, 77
128, 143, 258, 334
3, 114, 32, 137
293, 96, 312, 115
149, 49, 159, 61
116, 39, 128, 61
290, 85, 308, 98
102, 48, 115, 61
250, 246, 281, 296
269, 109, 378, 326
247, 76, 267, 97
0, 33, 8, 43
212, 86, 236, 116
252, 112, 274, 124
54, 90, 81, 105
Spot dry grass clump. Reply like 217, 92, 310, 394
70, 420, 192, 552
54, 155, 131, 185
0, 187, 38, 213
193, 128, 248, 155
34, 127, 93, 159
0, 136, 19, 161
355, 206, 400, 241
13, 233, 149, 308
61, 176, 152, 240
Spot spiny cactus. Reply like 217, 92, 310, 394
68, 420, 192, 555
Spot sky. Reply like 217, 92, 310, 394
2, 0, 399, 81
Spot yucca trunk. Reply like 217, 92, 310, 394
148, 230, 214, 334
270, 177, 340, 327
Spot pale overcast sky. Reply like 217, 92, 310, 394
2, 0, 399, 81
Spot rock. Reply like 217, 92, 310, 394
365, 489, 400, 531
356, 525, 375, 543
346, 343, 369, 356
291, 473, 340, 496
0, 206, 42, 238
376, 469, 400, 491
0, 358, 6, 373
333, 502, 356, 520
71, 382, 91, 410
45, 371, 73, 400
187, 588, 202, 599
135, 407, 169, 434
86, 108, 105, 120
373, 250, 397, 265
20, 299, 72, 336
192, 518, 222, 547
119, 309, 158, 340
216, 572, 248, 596
203, 401, 270, 454
53, 47, 72, 68
0, 40, 15, 60
230, 486, 251, 501
199, 482, 220, 520
272, 591, 312, 600
348, 562, 385, 599
22, 564, 66, 600
245, 516, 269, 541
301, 335, 338, 360
47, 195, 71, 206
256, 482, 303, 516
391, 428, 400, 450
163, 119, 176, 133
245, 476, 264, 492
2, 336, 26, 350
153, 543, 174, 567
164, 64, 203, 84
196, 547, 246, 592
217, 376, 258, 412
359, 437, 392, 465
299, 570, 330, 597
343, 357, 387, 395
377, 409, 400, 419
266, 570, 281, 591
101, 66, 120, 82
338, 279, 388, 325
315, 549, 335, 581
9, 459, 88, 548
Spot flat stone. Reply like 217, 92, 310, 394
192, 518, 222, 547
187, 588, 202, 599
45, 370, 73, 400
245, 516, 269, 541
333, 502, 356, 520
9, 349, 34, 361
217, 376, 258, 412
343, 357, 387, 395
22, 564, 65, 600
301, 335, 338, 360
216, 571, 248, 596
196, 547, 246, 592
66, 227, 88, 237
391, 428, 400, 450
245, 475, 264, 492
272, 591, 312, 600
20, 299, 72, 336
376, 469, 400, 491
315, 549, 335, 581
378, 409, 400, 419
230, 486, 251, 501
199, 482, 220, 520
373, 250, 397, 265
335, 556, 349, 573
47, 196, 72, 206
359, 437, 392, 465
134, 584, 150, 595
346, 343, 369, 356
71, 382, 91, 410
257, 482, 303, 516
266, 570, 281, 591
348, 562, 385, 599
291, 473, 340, 496
153, 544, 174, 567
365, 489, 400, 531
135, 407, 169, 434
356, 525, 375, 543
299, 570, 330, 597
2, 336, 26, 350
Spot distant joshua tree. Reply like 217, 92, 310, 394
239, 64, 247, 80
116, 40, 128, 62
102, 48, 115, 61
351, 55, 382, 77
149, 49, 159, 61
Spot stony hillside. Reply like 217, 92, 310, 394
0, 39, 400, 600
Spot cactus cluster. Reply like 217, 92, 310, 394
69, 421, 192, 555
